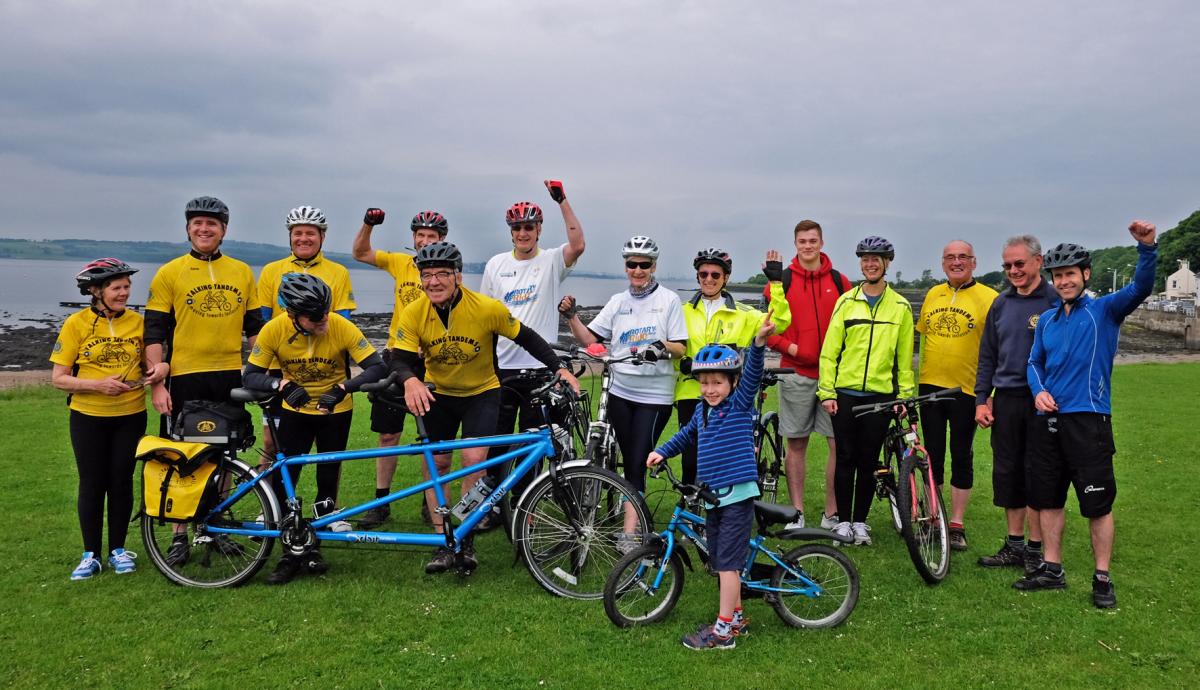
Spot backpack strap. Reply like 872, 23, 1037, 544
829, 268, 847, 296
157, 464, 178, 527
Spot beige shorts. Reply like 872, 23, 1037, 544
778, 373, 834, 439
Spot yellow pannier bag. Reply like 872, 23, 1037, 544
136, 436, 223, 524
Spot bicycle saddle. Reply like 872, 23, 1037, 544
752, 500, 800, 525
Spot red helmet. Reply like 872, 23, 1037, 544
506, 202, 543, 227
76, 258, 138, 295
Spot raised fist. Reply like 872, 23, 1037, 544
1128, 220, 1156, 245
364, 208, 386, 227
545, 180, 566, 204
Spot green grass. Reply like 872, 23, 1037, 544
1, 366, 1197, 688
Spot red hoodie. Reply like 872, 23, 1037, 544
764, 253, 853, 378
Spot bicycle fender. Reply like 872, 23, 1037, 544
779, 527, 855, 544
511, 459, 595, 509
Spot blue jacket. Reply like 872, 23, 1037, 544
1027, 242, 1156, 414
974, 278, 1059, 404
656, 343, 764, 490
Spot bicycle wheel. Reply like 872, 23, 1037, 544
603, 544, 685, 627
769, 544, 859, 629
141, 459, 278, 588
514, 465, 653, 600
756, 412, 784, 504
881, 461, 903, 534
897, 450, 950, 584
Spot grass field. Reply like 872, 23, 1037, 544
1, 364, 1197, 688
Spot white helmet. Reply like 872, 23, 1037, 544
286, 205, 328, 231
621, 235, 660, 259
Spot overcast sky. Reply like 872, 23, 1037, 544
2, 1, 1198, 279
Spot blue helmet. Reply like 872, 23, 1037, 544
690, 343, 743, 376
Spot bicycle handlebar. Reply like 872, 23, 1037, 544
650, 462, 720, 505
850, 389, 952, 417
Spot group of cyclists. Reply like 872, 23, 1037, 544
50, 182, 1158, 614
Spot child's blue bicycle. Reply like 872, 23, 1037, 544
140, 373, 652, 598
602, 463, 859, 629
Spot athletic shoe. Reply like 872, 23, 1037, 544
1092, 575, 1117, 609
820, 513, 839, 530
302, 550, 329, 575
681, 624, 735, 651
328, 519, 353, 533
732, 616, 749, 637
165, 535, 190, 568
783, 512, 806, 531
266, 556, 302, 585
832, 521, 854, 545
425, 547, 456, 574
851, 522, 872, 546
357, 505, 390, 530
978, 541, 1025, 568
1024, 548, 1043, 577
615, 533, 641, 556
949, 526, 968, 551
108, 548, 137, 574
457, 546, 479, 574
70, 552, 102, 581
1013, 564, 1067, 591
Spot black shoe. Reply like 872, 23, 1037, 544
211, 534, 246, 556
949, 527, 968, 552
165, 535, 190, 568
978, 541, 1025, 568
302, 550, 329, 575
457, 546, 478, 575
1013, 564, 1066, 591
425, 547, 455, 574
1092, 576, 1117, 609
1024, 548, 1043, 577
266, 556, 302, 585
358, 505, 391, 530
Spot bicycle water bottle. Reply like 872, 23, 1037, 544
452, 476, 497, 520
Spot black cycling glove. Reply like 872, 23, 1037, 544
545, 180, 566, 204
763, 260, 784, 282
363, 208, 386, 226
317, 385, 347, 412
558, 295, 579, 318
281, 380, 310, 408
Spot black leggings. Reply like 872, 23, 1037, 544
676, 399, 701, 485
831, 392, 891, 523
607, 395, 672, 492
918, 384, 976, 490
273, 409, 352, 509
69, 410, 147, 554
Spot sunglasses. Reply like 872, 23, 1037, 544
696, 270, 724, 279
625, 260, 654, 270
1001, 260, 1029, 271
510, 224, 538, 233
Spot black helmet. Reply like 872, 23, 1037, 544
855, 236, 895, 259
76, 258, 138, 295
693, 247, 732, 273
1043, 243, 1091, 270
411, 210, 449, 235
277, 273, 332, 318
185, 196, 230, 225
414, 241, 463, 271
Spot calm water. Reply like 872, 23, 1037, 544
0, 258, 761, 328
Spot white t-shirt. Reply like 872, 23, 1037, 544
588, 285, 688, 405
480, 244, 573, 370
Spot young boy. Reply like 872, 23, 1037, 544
647, 310, 776, 650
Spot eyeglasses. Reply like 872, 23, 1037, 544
696, 270, 724, 279
625, 260, 654, 270
943, 254, 975, 262
1001, 259, 1029, 271
419, 271, 455, 282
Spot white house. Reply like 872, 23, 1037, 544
1165, 259, 1197, 300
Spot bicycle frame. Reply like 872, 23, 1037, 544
204, 428, 555, 549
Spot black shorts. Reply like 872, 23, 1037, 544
370, 350, 410, 435
1027, 412, 1117, 518
423, 389, 501, 445
990, 388, 1036, 508
161, 370, 243, 436
705, 498, 754, 572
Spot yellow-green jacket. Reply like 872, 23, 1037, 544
674, 283, 791, 401
818, 284, 914, 400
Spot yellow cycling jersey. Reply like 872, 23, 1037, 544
146, 253, 260, 376
375, 250, 424, 351
390, 286, 522, 397
249, 313, 376, 414
917, 281, 998, 395
257, 252, 357, 319
49, 308, 146, 417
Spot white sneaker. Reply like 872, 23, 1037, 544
783, 512, 806, 531
615, 533, 641, 555
832, 521, 853, 545
820, 513, 840, 530
852, 522, 872, 546
328, 520, 353, 533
